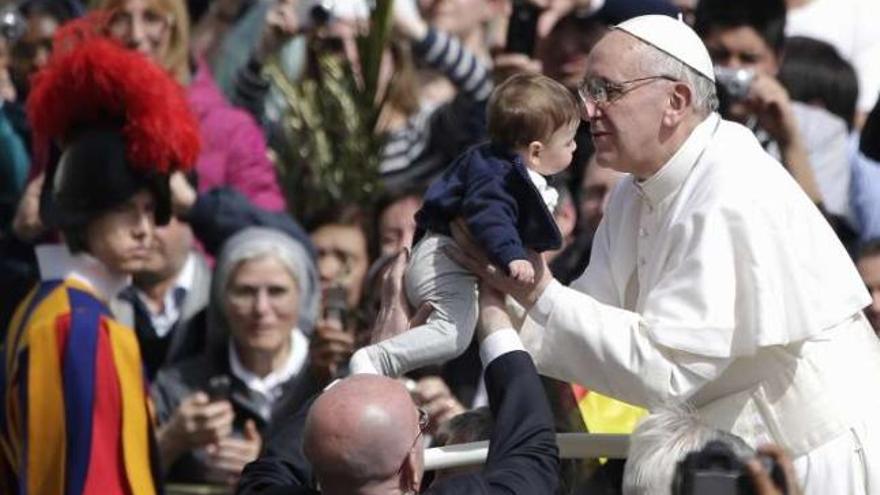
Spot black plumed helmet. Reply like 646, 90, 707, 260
26, 23, 201, 251
41, 129, 173, 238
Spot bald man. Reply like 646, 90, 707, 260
237, 286, 559, 494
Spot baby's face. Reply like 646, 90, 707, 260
529, 120, 579, 176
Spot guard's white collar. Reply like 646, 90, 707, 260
36, 244, 131, 302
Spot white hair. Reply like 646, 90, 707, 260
636, 43, 719, 116
622, 404, 754, 495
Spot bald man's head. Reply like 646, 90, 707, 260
303, 374, 425, 493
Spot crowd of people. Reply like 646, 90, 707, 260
1, 0, 879, 493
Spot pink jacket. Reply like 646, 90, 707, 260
187, 61, 285, 212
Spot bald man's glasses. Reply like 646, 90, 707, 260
397, 408, 430, 476
578, 75, 678, 105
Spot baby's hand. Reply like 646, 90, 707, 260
508, 260, 535, 284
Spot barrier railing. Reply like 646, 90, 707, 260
423, 433, 630, 471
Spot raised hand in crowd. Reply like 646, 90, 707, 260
11, 171, 45, 242
255, 0, 307, 63
204, 419, 263, 486
370, 248, 434, 344
743, 74, 801, 151
155, 392, 235, 471
308, 317, 356, 385
391, 0, 428, 41
531, 0, 593, 38
491, 52, 542, 85
169, 170, 198, 217
0, 64, 15, 102
740, 72, 823, 203
409, 376, 466, 435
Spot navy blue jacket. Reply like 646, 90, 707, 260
415, 143, 562, 271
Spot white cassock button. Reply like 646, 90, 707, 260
639, 257, 646, 267
639, 227, 648, 237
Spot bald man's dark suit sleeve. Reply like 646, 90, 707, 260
236, 349, 558, 495
427, 350, 560, 494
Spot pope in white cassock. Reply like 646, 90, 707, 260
454, 14, 880, 495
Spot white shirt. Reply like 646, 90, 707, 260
527, 168, 559, 212
36, 244, 130, 302
519, 114, 874, 453
228, 328, 309, 418
134, 253, 196, 338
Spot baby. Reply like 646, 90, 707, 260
351, 72, 580, 377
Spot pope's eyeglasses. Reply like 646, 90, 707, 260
578, 75, 678, 105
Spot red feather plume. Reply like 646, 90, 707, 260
26, 13, 200, 173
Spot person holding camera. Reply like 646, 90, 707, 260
623, 405, 803, 495
693, 0, 853, 236
452, 14, 880, 495
151, 227, 320, 486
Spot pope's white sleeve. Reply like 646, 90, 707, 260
520, 280, 733, 408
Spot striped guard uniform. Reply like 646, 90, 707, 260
0, 245, 158, 495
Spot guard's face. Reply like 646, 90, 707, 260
86, 189, 156, 274
225, 255, 301, 355
581, 32, 673, 177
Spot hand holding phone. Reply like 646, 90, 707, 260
207, 375, 231, 403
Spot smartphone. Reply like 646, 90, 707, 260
207, 375, 231, 403
506, 0, 541, 56
323, 285, 349, 327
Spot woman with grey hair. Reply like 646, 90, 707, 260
151, 227, 320, 487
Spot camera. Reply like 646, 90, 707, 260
323, 284, 349, 325
714, 66, 755, 101
672, 440, 787, 495
296, 0, 371, 28
207, 375, 231, 402
0, 5, 26, 42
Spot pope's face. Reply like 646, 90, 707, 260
581, 32, 674, 177
85, 189, 156, 274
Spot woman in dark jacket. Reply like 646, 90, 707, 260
151, 227, 320, 487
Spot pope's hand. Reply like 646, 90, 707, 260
445, 218, 552, 310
